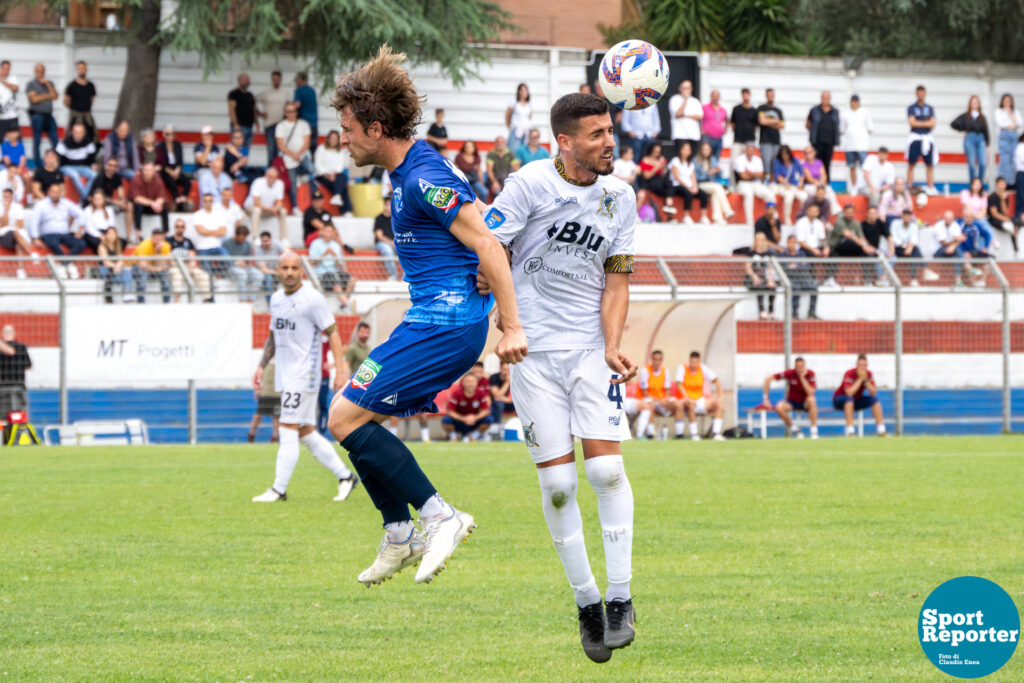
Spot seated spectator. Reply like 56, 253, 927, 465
828, 202, 878, 285
254, 230, 282, 297
193, 125, 219, 170
800, 146, 840, 216
222, 224, 261, 302
96, 225, 134, 303
754, 202, 782, 249
611, 146, 638, 185
833, 354, 886, 436
486, 136, 516, 198
488, 362, 515, 427
878, 177, 913, 227
0, 187, 30, 276
693, 140, 733, 224
770, 144, 806, 227
453, 140, 489, 200
197, 156, 233, 200
374, 196, 398, 280
425, 108, 448, 152
86, 157, 133, 226
1, 128, 27, 175
960, 178, 996, 241
442, 373, 492, 442
157, 125, 191, 211
763, 356, 818, 439
223, 128, 258, 184
793, 202, 829, 260
29, 182, 86, 276
668, 142, 709, 224
308, 223, 353, 311
515, 128, 549, 167
0, 161, 26, 204
931, 210, 968, 285
82, 188, 118, 252
56, 122, 98, 202
1014, 133, 1024, 216
961, 209, 995, 286
219, 186, 245, 233
31, 149, 64, 202
190, 192, 230, 273
137, 128, 161, 169
303, 189, 334, 246
736, 231, 778, 320
313, 130, 352, 214
859, 147, 896, 205
129, 162, 170, 240
102, 120, 139, 180
862, 204, 893, 285
131, 227, 172, 303
780, 234, 818, 320
889, 208, 933, 285
276, 102, 314, 214
245, 166, 288, 243
796, 185, 834, 223
167, 218, 213, 302
733, 143, 773, 223
987, 176, 1019, 252
637, 142, 676, 215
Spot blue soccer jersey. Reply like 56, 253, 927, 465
389, 140, 493, 326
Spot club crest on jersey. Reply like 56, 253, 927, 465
484, 208, 507, 230
523, 421, 539, 448
350, 359, 382, 389
597, 189, 616, 218
391, 188, 404, 214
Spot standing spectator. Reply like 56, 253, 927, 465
859, 147, 896, 205
1, 129, 26, 174
227, 73, 257, 149
694, 140, 734, 223
668, 80, 702, 156
132, 227, 172, 303
30, 149, 64, 201
197, 155, 233, 200
668, 142, 709, 224
96, 225, 134, 303
780, 234, 819, 320
753, 202, 782, 249
275, 102, 313, 213
833, 354, 886, 437
800, 146, 841, 217
987, 176, 1019, 252
756, 88, 784, 181
763, 357, 818, 439
129, 162, 170, 239
26, 63, 59, 165
29, 183, 86, 275
245, 166, 288, 243
828, 202, 877, 285
994, 94, 1021, 186
736, 231, 778, 319
734, 143, 773, 223
770, 144, 805, 227
302, 189, 333, 246
701, 89, 728, 160
505, 83, 532, 153
254, 230, 282, 297
862, 205, 893, 285
0, 324, 32, 418
442, 373, 492, 442
0, 161, 25, 204
293, 71, 318, 153
486, 136, 516, 197
191, 192, 231, 272
426, 108, 448, 152
805, 91, 840, 181
951, 95, 990, 185
637, 142, 677, 215
223, 128, 257, 184
81, 189, 117, 252
374, 196, 398, 280
0, 188, 30, 276
63, 60, 96, 141
156, 125, 191, 211
256, 71, 288, 163
308, 223, 353, 311
907, 85, 939, 195
192, 125, 219, 171
841, 94, 873, 191
612, 146, 639, 185
620, 104, 661, 162
879, 176, 914, 228
56, 122, 98, 201
1016, 133, 1024, 216
488, 362, 515, 428
0, 60, 19, 138
86, 157, 132, 227
729, 88, 759, 182
931, 210, 967, 285
103, 121, 139, 180
796, 185, 835, 224
453, 140, 488, 200
515, 128, 549, 167
889, 208, 933, 285
219, 186, 245, 233
313, 130, 352, 213
222, 224, 261, 301
167, 218, 213, 303
250, 359, 281, 443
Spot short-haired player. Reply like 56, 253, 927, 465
834, 354, 887, 436
634, 349, 685, 439
763, 356, 818, 439
675, 351, 726, 441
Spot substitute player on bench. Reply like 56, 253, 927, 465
763, 356, 819, 439
635, 349, 685, 439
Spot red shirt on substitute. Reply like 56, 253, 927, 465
774, 368, 816, 404
834, 368, 873, 400
446, 386, 490, 416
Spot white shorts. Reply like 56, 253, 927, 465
688, 397, 708, 415
652, 399, 676, 417
279, 386, 317, 426
509, 348, 631, 464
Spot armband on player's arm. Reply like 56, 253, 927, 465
604, 254, 635, 274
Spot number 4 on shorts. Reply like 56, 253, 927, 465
607, 375, 622, 409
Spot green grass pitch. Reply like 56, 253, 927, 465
2, 437, 1022, 681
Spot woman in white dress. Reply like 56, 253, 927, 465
505, 83, 531, 154
994, 94, 1021, 185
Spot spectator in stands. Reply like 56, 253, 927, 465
87, 157, 132, 226
26, 63, 59, 165
130, 162, 170, 239
987, 176, 1020, 252
907, 85, 939, 195
734, 143, 773, 223
31, 149, 64, 202
770, 144, 805, 228
1, 129, 27, 175
0, 188, 30, 276
308, 222, 353, 311
256, 71, 288, 163
197, 156, 233, 201
442, 373, 492, 442
0, 60, 19, 139
137, 128, 160, 168
426, 108, 448, 152
960, 178, 993, 234
0, 323, 31, 417
961, 210, 995, 285
612, 146, 638, 186
96, 225, 133, 303
800, 146, 841, 216
223, 128, 257, 185
29, 182, 86, 275
374, 195, 398, 280
302, 189, 333, 246
276, 102, 314, 214
757, 88, 784, 181
702, 89, 728, 160
254, 230, 282, 297
796, 185, 834, 224
621, 101, 661, 162
486, 136, 515, 198
834, 354, 886, 436
780, 234, 818, 319
793, 201, 829, 261
132, 227, 172, 303
505, 83, 532, 153
738, 231, 778, 320
222, 224, 261, 301
82, 188, 117, 252
828, 202, 878, 285
951, 95, 990, 185
56, 122, 97, 201
1014, 133, 1024, 216
859, 147, 896, 205
889, 208, 932, 285
764, 357, 818, 439
0, 161, 26, 205
168, 218, 213, 303
753, 202, 781, 249
343, 322, 372, 378
156, 125, 191, 211
103, 120, 139, 180
293, 71, 318, 153
193, 125, 219, 171
669, 80, 703, 157
228, 73, 257, 150
806, 90, 840, 181
730, 88, 758, 182
219, 186, 245, 233
995, 94, 1021, 186
637, 142, 677, 216
313, 130, 352, 213
932, 210, 967, 285
246, 165, 288, 243
879, 176, 914, 227
488, 362, 515, 428
841, 94, 873, 192
516, 128, 549, 167
191, 192, 230, 274
454, 140, 489, 200
862, 205, 893, 284
64, 60, 96, 141
668, 141, 709, 224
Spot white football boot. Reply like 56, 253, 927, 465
358, 531, 425, 586
415, 507, 477, 583
252, 487, 286, 502
333, 474, 360, 502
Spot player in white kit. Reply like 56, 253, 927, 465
251, 252, 360, 502
482, 93, 638, 663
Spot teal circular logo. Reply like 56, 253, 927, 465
919, 576, 1020, 678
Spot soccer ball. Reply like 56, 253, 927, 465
598, 40, 670, 111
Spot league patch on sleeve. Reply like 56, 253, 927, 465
484, 208, 507, 230
350, 359, 382, 389
603, 254, 635, 274
424, 186, 459, 212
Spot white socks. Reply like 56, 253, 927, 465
635, 410, 651, 439
712, 417, 723, 435
810, 425, 819, 437
300, 431, 352, 480
537, 463, 600, 607
420, 426, 430, 441
418, 492, 451, 520
385, 520, 416, 542
689, 421, 699, 436
877, 423, 887, 435
585, 456, 633, 604
272, 427, 301, 494
674, 419, 684, 437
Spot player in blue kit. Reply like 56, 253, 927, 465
327, 46, 528, 586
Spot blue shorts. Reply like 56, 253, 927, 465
341, 318, 489, 418
844, 151, 867, 167
786, 398, 807, 411
907, 141, 936, 166
833, 395, 878, 411
442, 415, 493, 435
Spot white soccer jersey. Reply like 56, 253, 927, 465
270, 284, 335, 394
487, 158, 637, 353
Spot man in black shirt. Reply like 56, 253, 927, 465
756, 88, 784, 184
0, 323, 32, 418
302, 189, 332, 245
488, 362, 515, 428
227, 73, 257, 150
806, 91, 840, 181
730, 88, 758, 185
374, 195, 398, 280
31, 149, 64, 202
861, 205, 892, 286
63, 60, 97, 141
86, 157, 133, 223
987, 176, 1020, 251
753, 201, 782, 249
426, 109, 448, 153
